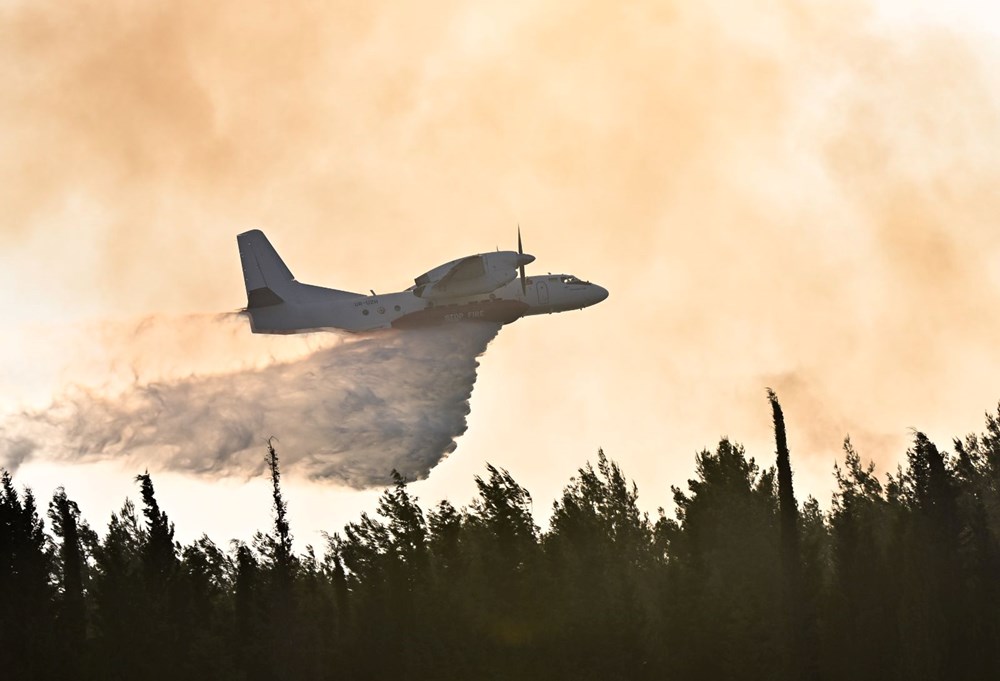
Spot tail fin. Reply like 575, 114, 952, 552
237, 229, 294, 308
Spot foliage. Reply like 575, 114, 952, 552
4, 403, 1000, 679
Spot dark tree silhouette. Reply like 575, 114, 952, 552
767, 389, 800, 557
660, 439, 783, 680
255, 439, 306, 680
336, 469, 429, 679
266, 438, 293, 576
134, 472, 180, 681
91, 498, 146, 679
897, 433, 962, 681
0, 470, 54, 681
48, 487, 96, 673
233, 540, 265, 681
767, 389, 815, 678
6, 402, 1000, 680
546, 450, 654, 680
827, 437, 902, 680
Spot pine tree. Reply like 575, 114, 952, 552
134, 472, 180, 681
898, 434, 961, 680
233, 541, 265, 681
952, 424, 1000, 678
546, 450, 654, 680
464, 464, 541, 678
0, 470, 54, 680
49, 487, 97, 674
338, 470, 429, 679
828, 438, 901, 679
92, 498, 146, 679
178, 535, 236, 680
662, 440, 784, 680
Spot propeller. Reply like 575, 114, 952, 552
518, 225, 527, 295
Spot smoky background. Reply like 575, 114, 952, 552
3, 0, 1000, 544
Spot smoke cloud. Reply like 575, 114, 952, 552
1, 315, 500, 487
3, 0, 1000, 512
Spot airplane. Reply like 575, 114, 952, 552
236, 229, 608, 333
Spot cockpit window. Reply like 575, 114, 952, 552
561, 275, 590, 285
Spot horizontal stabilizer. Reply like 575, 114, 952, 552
246, 287, 284, 308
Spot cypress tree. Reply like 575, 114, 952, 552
767, 389, 800, 556
767, 389, 814, 679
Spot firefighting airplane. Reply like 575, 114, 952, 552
236, 229, 608, 333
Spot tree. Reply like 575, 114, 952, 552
264, 438, 293, 577
827, 438, 903, 680
337, 470, 429, 679
660, 439, 783, 680
952, 416, 1000, 678
177, 535, 236, 680
0, 470, 54, 680
897, 434, 962, 680
767, 390, 800, 561
247, 440, 298, 675
91, 498, 146, 679
423, 499, 468, 674
545, 450, 654, 680
232, 540, 265, 681
135, 472, 180, 681
48, 487, 97, 673
767, 389, 813, 678
463, 464, 541, 677
136, 472, 178, 584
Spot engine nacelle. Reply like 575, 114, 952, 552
414, 272, 516, 300
413, 251, 531, 301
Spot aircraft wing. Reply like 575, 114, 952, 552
427, 255, 487, 293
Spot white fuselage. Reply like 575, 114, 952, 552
246, 274, 608, 334
237, 230, 608, 334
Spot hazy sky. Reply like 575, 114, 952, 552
3, 0, 1000, 548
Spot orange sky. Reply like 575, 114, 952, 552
3, 0, 1000, 546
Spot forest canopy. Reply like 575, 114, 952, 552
3, 397, 1000, 680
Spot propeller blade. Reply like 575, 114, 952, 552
518, 225, 526, 295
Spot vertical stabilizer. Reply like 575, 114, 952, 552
237, 229, 293, 308
236, 229, 367, 334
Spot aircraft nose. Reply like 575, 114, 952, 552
593, 285, 609, 304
